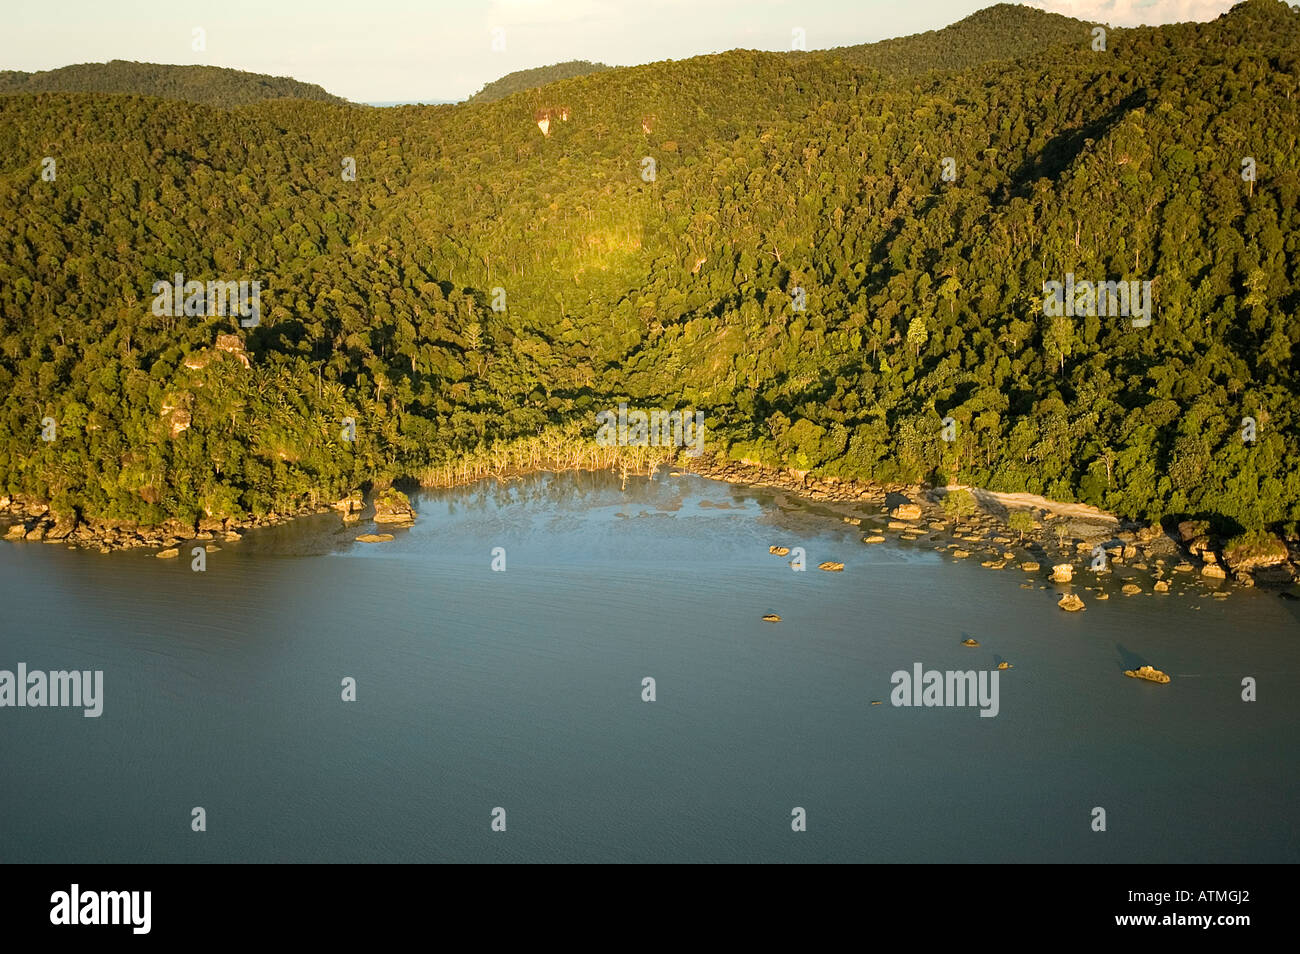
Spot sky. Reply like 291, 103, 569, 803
0, 0, 1239, 103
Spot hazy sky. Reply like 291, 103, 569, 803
0, 0, 1237, 103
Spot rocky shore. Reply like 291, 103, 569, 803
0, 487, 413, 553
4, 454, 1299, 601
680, 453, 1300, 599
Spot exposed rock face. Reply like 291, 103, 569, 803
1222, 534, 1289, 574
1051, 563, 1074, 583
44, 515, 77, 541
333, 491, 365, 513
890, 503, 922, 521
1125, 665, 1170, 684
1058, 593, 1086, 612
372, 488, 415, 525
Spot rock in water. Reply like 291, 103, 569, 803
1051, 563, 1074, 583
890, 503, 922, 521
1058, 593, 1086, 612
1125, 665, 1170, 684
373, 488, 415, 525
156, 547, 180, 559
356, 533, 395, 543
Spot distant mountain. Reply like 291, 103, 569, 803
467, 60, 611, 104
0, 60, 347, 107
823, 3, 1105, 74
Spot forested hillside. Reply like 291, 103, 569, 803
826, 3, 1102, 74
1, 0, 1298, 539
0, 61, 346, 107
468, 60, 611, 104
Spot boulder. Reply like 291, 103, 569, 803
1020, 562, 1040, 572
372, 488, 415, 525
156, 548, 180, 559
1121, 583, 1142, 596
1058, 593, 1086, 612
333, 491, 365, 514
356, 534, 394, 543
890, 503, 922, 521
1051, 563, 1074, 583
1201, 564, 1226, 579
1222, 533, 1290, 574
817, 561, 845, 572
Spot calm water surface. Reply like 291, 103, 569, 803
2, 471, 1297, 862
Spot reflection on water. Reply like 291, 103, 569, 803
0, 472, 1296, 862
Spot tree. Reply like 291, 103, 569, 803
942, 488, 976, 524
1008, 511, 1036, 544
906, 316, 929, 357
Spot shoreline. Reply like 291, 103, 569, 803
2, 453, 1297, 598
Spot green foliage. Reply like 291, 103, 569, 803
942, 489, 977, 523
1008, 511, 1036, 542
467, 60, 612, 104
0, 60, 346, 107
2, 1, 1299, 536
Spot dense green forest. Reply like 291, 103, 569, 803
468, 60, 611, 104
0, 61, 346, 107
828, 3, 1103, 74
1, 1, 1298, 538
